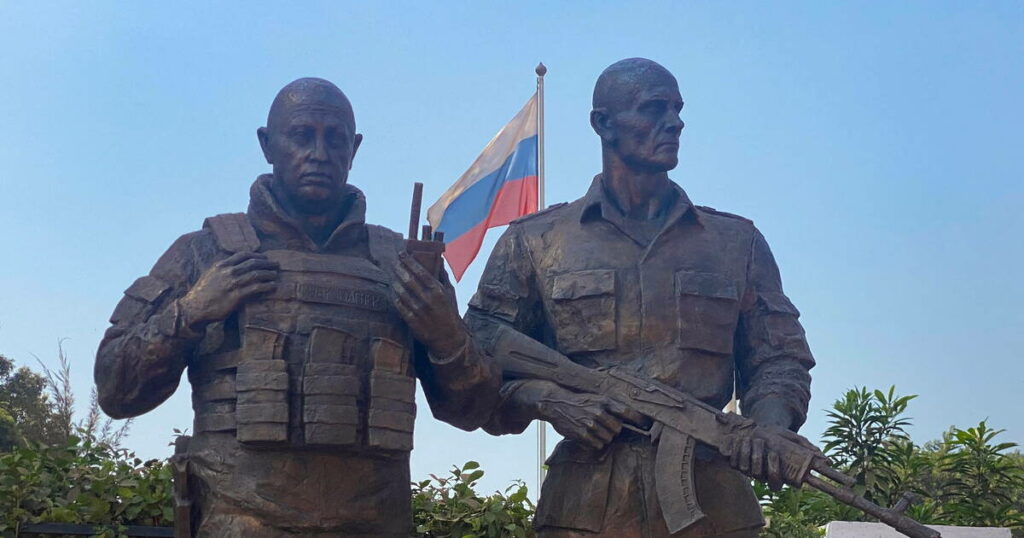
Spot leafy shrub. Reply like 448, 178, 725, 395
756, 386, 1024, 536
939, 421, 1024, 529
412, 461, 535, 538
0, 434, 173, 537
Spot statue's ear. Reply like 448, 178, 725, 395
590, 108, 614, 143
349, 133, 363, 170
257, 127, 273, 164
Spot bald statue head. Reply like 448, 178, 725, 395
258, 77, 363, 215
590, 58, 685, 173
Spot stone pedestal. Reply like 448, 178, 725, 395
824, 521, 1011, 537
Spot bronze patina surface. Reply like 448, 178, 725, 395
95, 78, 499, 537
468, 59, 816, 537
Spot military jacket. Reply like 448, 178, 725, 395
467, 175, 815, 537
96, 175, 499, 536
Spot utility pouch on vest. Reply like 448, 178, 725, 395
303, 326, 362, 447
367, 337, 416, 452
235, 326, 289, 445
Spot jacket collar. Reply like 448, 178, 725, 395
579, 174, 703, 242
247, 174, 367, 251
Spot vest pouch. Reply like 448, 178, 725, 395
235, 327, 289, 445
303, 326, 362, 447
367, 338, 416, 452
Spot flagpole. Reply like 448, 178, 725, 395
535, 61, 547, 493
536, 62, 546, 209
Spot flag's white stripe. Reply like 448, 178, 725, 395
427, 94, 538, 228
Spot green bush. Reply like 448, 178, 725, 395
412, 461, 535, 538
0, 434, 173, 537
4, 358, 1023, 537
756, 386, 1024, 536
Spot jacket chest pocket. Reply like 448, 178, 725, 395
549, 270, 617, 354
675, 270, 740, 355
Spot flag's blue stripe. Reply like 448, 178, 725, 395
436, 135, 538, 241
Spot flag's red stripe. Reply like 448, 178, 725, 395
443, 175, 538, 281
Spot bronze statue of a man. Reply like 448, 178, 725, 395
95, 78, 499, 537
468, 59, 816, 537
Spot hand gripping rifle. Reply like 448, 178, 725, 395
488, 325, 941, 538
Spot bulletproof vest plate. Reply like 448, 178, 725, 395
192, 248, 417, 453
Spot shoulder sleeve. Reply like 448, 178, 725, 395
735, 228, 815, 430
464, 225, 548, 435
465, 225, 544, 339
94, 231, 211, 419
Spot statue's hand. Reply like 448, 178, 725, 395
179, 252, 279, 328
724, 423, 821, 491
392, 252, 465, 358
534, 382, 648, 451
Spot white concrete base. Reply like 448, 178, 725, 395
823, 521, 1011, 537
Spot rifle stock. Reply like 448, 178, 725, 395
489, 325, 941, 538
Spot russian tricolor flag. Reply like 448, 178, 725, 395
427, 94, 539, 281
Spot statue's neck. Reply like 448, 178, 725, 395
270, 183, 348, 246
298, 212, 344, 246
602, 156, 673, 220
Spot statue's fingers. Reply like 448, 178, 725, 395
408, 261, 445, 301
751, 438, 765, 477
399, 253, 438, 289
594, 411, 623, 437
394, 265, 430, 304
393, 298, 416, 323
237, 281, 276, 299
605, 400, 647, 427
233, 270, 278, 288
396, 280, 433, 315
230, 257, 279, 275
738, 438, 752, 473
394, 286, 426, 316
577, 430, 606, 451
588, 418, 616, 444
767, 450, 783, 491
221, 251, 263, 267
722, 436, 734, 458
726, 437, 736, 468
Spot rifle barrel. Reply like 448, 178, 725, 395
804, 475, 940, 538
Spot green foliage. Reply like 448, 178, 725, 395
0, 345, 131, 453
412, 461, 536, 538
939, 421, 1024, 529
755, 481, 828, 537
758, 386, 1024, 536
0, 353, 65, 449
0, 407, 24, 452
4, 353, 1022, 538
0, 434, 173, 536
822, 386, 916, 505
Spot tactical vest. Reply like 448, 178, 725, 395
187, 213, 416, 453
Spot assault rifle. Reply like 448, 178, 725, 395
488, 325, 941, 538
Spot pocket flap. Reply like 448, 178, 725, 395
674, 270, 738, 300
758, 291, 800, 315
552, 270, 615, 300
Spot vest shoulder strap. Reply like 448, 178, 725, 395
366, 224, 404, 281
203, 213, 261, 253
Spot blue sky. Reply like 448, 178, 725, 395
0, 2, 1021, 496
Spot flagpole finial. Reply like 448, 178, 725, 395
535, 62, 547, 77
